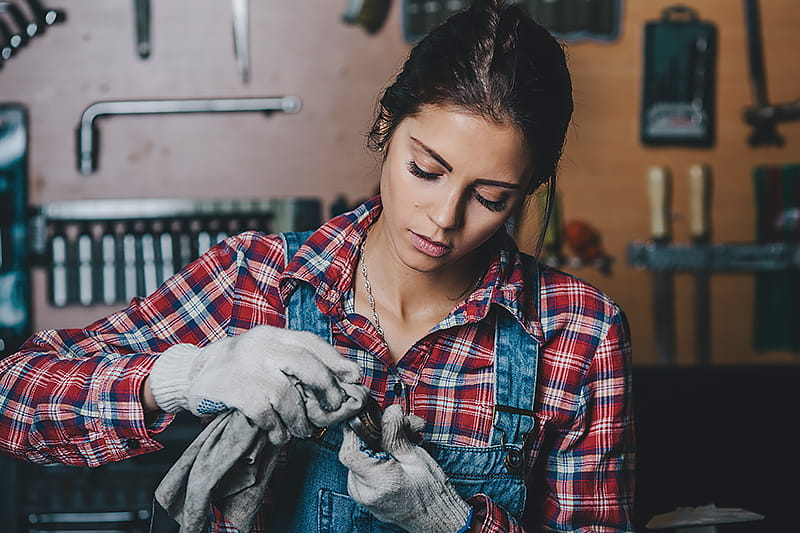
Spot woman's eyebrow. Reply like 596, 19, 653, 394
410, 136, 521, 189
410, 136, 453, 172
474, 178, 521, 190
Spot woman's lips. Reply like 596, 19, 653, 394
410, 231, 451, 258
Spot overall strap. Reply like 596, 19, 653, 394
279, 230, 331, 342
491, 253, 540, 448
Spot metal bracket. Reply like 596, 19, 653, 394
627, 241, 800, 272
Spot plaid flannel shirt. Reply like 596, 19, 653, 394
0, 196, 634, 532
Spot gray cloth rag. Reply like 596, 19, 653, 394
155, 410, 279, 533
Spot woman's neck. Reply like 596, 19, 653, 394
360, 219, 485, 323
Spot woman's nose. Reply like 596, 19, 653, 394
428, 187, 465, 230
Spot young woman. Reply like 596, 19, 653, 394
0, 1, 634, 531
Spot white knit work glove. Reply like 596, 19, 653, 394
149, 325, 369, 445
339, 404, 472, 533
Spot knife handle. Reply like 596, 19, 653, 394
688, 163, 712, 241
647, 166, 671, 241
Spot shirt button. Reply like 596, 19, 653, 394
125, 438, 141, 450
393, 382, 403, 396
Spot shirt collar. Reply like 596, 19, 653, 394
279, 195, 541, 338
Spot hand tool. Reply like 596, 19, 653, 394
77, 225, 93, 306
347, 394, 423, 452
158, 227, 174, 285
742, 0, 800, 147
100, 223, 117, 305
23, 0, 65, 30
76, 96, 302, 175
342, 0, 391, 35
0, 21, 17, 61
121, 223, 138, 304
688, 163, 712, 364
538, 187, 562, 266
563, 218, 612, 275
133, 0, 150, 59
49, 222, 68, 307
640, 5, 716, 147
647, 165, 675, 365
0, 13, 23, 55
0, 2, 36, 39
231, 0, 249, 83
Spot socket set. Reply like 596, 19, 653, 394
29, 197, 321, 308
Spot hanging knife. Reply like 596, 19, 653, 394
688, 163, 712, 364
232, 0, 250, 83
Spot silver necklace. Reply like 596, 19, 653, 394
359, 235, 485, 346
359, 237, 386, 343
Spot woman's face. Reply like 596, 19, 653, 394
377, 104, 532, 274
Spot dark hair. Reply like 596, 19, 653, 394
368, 0, 573, 195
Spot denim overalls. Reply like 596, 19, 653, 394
268, 231, 540, 533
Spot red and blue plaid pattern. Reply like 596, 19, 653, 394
0, 196, 634, 532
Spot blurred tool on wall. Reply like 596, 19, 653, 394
131, 0, 252, 83
742, 0, 800, 147
523, 0, 621, 42
341, 0, 391, 34
640, 5, 717, 148
533, 189, 613, 275
646, 165, 676, 365
0, 0, 65, 69
688, 163, 712, 364
31, 197, 322, 309
538, 188, 563, 266
132, 0, 149, 59
563, 219, 613, 276
753, 163, 800, 352
629, 163, 800, 363
401, 0, 621, 43
0, 104, 29, 358
76, 96, 302, 175
231, 0, 249, 82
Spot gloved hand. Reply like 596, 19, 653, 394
149, 324, 369, 445
339, 404, 472, 533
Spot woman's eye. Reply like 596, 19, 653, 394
407, 160, 440, 181
472, 190, 507, 212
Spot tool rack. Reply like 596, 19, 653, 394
28, 197, 322, 308
628, 234, 800, 365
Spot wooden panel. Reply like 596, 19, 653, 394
518, 0, 800, 365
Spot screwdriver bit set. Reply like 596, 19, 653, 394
28, 197, 322, 308
0, 0, 65, 69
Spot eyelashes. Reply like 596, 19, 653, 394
406, 160, 439, 181
472, 190, 507, 212
406, 160, 508, 213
